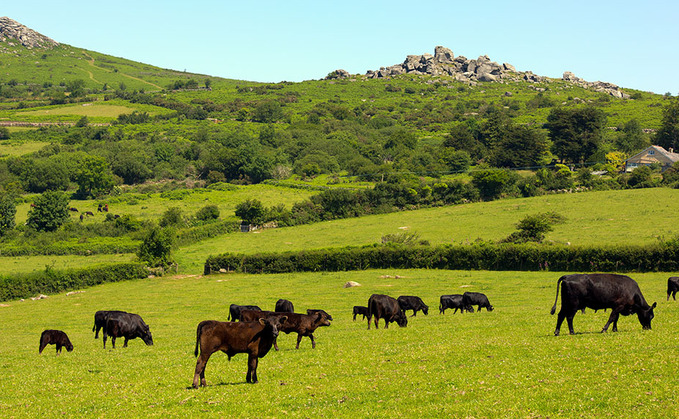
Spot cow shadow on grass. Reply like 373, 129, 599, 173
185, 381, 250, 390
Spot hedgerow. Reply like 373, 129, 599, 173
204, 241, 679, 275
0, 262, 148, 301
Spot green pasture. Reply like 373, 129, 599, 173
0, 269, 676, 417
0, 253, 137, 275
14, 183, 317, 225
0, 140, 51, 157
175, 188, 679, 274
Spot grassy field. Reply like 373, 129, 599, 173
3, 187, 678, 277
0, 269, 676, 417
175, 188, 679, 274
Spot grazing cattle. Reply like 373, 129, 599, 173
39, 330, 73, 355
84, 211, 94, 216
192, 314, 287, 387
92, 310, 127, 339
306, 309, 333, 321
550, 273, 657, 336
353, 305, 369, 321
228, 304, 262, 321
103, 312, 153, 349
367, 294, 408, 329
397, 295, 429, 316
439, 295, 473, 314
240, 310, 331, 350
275, 299, 294, 313
68, 207, 78, 212
463, 292, 494, 312
667, 277, 679, 301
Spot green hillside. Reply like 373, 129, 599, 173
1, 18, 678, 279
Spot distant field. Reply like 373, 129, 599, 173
0, 269, 675, 417
0, 140, 50, 156
17, 104, 139, 118
175, 188, 679, 274
0, 253, 136, 275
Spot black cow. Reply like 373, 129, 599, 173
306, 309, 333, 321
439, 295, 473, 314
367, 294, 408, 329
275, 299, 294, 313
550, 273, 657, 336
39, 330, 73, 355
103, 312, 153, 349
397, 295, 429, 316
353, 305, 369, 321
667, 277, 679, 301
240, 310, 331, 350
228, 304, 262, 321
463, 292, 494, 312
193, 313, 287, 387
93, 310, 127, 339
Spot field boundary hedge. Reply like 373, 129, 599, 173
0, 243, 138, 257
204, 242, 679, 275
0, 263, 148, 302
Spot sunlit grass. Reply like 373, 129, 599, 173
0, 269, 676, 417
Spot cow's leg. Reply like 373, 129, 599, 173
353, 313, 357, 321
309, 334, 316, 349
193, 352, 211, 388
246, 354, 258, 383
554, 310, 567, 336
273, 337, 279, 351
102, 333, 107, 349
123, 337, 129, 348
602, 310, 621, 333
56, 344, 62, 355
296, 334, 302, 349
94, 327, 99, 339
384, 318, 389, 329
668, 291, 671, 301
673, 290, 677, 301
411, 310, 416, 317
111, 336, 116, 349
565, 312, 576, 335
39, 341, 46, 354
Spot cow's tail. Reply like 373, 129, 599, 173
550, 276, 563, 315
194, 322, 204, 357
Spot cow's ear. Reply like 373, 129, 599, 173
258, 318, 266, 326
279, 316, 288, 323
652, 302, 657, 309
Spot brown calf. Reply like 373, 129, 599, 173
192, 314, 287, 387
240, 310, 331, 350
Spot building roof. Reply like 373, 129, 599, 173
626, 145, 679, 165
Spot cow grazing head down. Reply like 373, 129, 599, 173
637, 302, 657, 330
140, 325, 154, 346
395, 310, 408, 327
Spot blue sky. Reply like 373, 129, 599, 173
4, 0, 678, 94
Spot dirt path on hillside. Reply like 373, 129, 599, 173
81, 51, 163, 90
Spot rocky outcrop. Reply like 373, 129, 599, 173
361, 46, 544, 85
328, 46, 628, 98
562, 71, 629, 99
0, 16, 58, 49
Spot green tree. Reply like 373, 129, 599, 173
0, 127, 10, 140
615, 119, 648, 153
0, 194, 16, 236
502, 212, 565, 243
470, 168, 519, 200
656, 96, 679, 152
252, 101, 284, 123
26, 190, 70, 232
159, 207, 184, 227
196, 205, 220, 222
137, 226, 175, 267
74, 155, 115, 197
547, 106, 607, 163
235, 199, 265, 225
